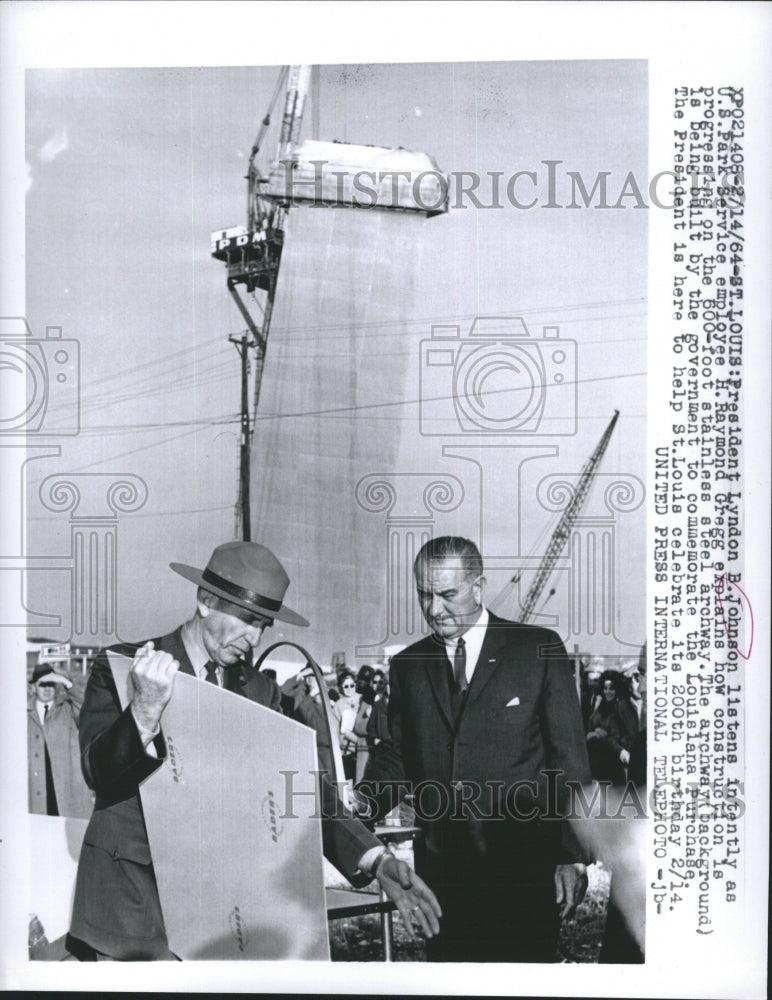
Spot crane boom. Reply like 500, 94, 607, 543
501, 410, 620, 624
211, 64, 447, 542
277, 65, 311, 161
211, 66, 310, 540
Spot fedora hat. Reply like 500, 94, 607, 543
170, 542, 309, 627
32, 663, 57, 684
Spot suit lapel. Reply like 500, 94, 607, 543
465, 614, 509, 709
223, 666, 247, 696
421, 638, 455, 732
155, 628, 195, 677
156, 627, 250, 695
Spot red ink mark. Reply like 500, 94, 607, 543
715, 573, 754, 660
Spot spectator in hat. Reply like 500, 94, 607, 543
28, 662, 93, 819
355, 664, 376, 705
67, 541, 441, 961
366, 669, 390, 749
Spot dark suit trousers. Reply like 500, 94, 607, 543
418, 817, 560, 963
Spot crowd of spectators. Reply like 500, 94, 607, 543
274, 661, 393, 790
585, 670, 640, 786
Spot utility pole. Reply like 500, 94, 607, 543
229, 332, 255, 541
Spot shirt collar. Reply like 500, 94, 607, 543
444, 606, 489, 665
181, 622, 219, 678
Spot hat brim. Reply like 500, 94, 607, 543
170, 563, 309, 628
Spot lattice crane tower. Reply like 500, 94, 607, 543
494, 409, 620, 624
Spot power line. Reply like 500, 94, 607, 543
71, 298, 646, 402
70, 415, 239, 434
249, 370, 646, 424
26, 423, 220, 484
62, 310, 646, 419
265, 299, 648, 344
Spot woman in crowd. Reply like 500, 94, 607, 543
586, 669, 639, 786
332, 670, 360, 780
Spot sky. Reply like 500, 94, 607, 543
22, 59, 647, 665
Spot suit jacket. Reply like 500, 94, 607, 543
70, 627, 379, 958
291, 691, 338, 780
387, 613, 592, 866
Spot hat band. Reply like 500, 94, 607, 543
202, 568, 283, 613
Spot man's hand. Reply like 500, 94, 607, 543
375, 855, 442, 939
619, 748, 631, 766
129, 642, 179, 734
554, 863, 588, 920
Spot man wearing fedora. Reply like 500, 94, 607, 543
67, 541, 441, 961
28, 661, 93, 819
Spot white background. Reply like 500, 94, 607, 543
1, 2, 769, 996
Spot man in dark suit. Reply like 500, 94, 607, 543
67, 541, 440, 960
383, 536, 591, 963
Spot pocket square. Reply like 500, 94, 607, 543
506, 696, 520, 707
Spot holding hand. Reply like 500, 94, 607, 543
44, 672, 73, 690
374, 854, 442, 939
554, 862, 588, 920
129, 641, 179, 733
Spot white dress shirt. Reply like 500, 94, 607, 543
444, 606, 489, 685
181, 628, 223, 687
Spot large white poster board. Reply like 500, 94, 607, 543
109, 653, 330, 960
29, 814, 89, 943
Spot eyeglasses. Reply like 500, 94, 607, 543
37, 682, 56, 689
341, 683, 355, 691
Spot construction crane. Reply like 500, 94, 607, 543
211, 66, 311, 540
490, 410, 620, 623
212, 66, 449, 540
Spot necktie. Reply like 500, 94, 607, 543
43, 704, 49, 721
204, 662, 220, 686
453, 638, 468, 694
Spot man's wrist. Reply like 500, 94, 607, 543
359, 845, 393, 880
131, 704, 161, 752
